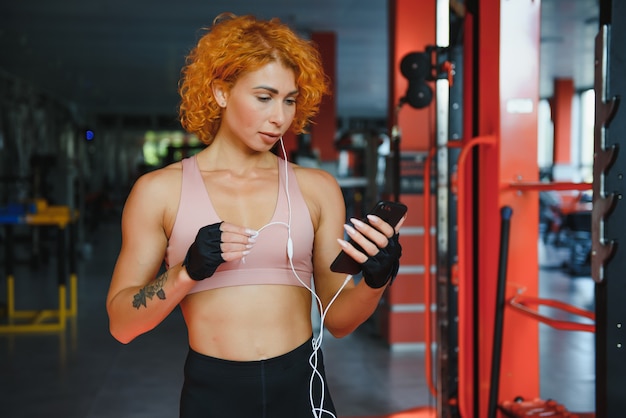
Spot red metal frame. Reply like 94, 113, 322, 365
470, 0, 543, 415
503, 181, 592, 192
457, 135, 496, 417
508, 293, 595, 333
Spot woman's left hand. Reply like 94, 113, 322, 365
337, 214, 405, 288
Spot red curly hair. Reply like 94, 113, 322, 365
178, 13, 329, 145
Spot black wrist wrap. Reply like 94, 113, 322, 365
362, 233, 402, 289
183, 222, 225, 281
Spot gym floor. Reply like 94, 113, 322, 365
0, 220, 595, 417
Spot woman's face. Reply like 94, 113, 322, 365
217, 61, 298, 151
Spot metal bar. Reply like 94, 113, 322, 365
456, 135, 495, 418
488, 206, 513, 418
507, 295, 595, 333
423, 148, 437, 397
503, 181, 592, 192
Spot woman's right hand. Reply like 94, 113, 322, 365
183, 222, 257, 281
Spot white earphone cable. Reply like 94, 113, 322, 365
276, 137, 351, 418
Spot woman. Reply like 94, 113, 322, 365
106, 13, 404, 418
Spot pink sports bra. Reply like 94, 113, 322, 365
165, 155, 314, 294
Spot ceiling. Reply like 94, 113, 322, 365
0, 0, 599, 123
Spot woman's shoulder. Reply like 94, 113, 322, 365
132, 161, 183, 191
291, 163, 344, 223
291, 163, 339, 188
124, 162, 185, 215
123, 161, 185, 230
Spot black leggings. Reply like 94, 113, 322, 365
180, 337, 336, 418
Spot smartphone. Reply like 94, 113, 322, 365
330, 200, 407, 275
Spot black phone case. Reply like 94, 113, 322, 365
330, 200, 407, 275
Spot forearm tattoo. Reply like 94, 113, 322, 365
132, 272, 167, 309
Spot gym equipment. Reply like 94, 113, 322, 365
0, 199, 79, 333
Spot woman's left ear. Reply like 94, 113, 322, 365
212, 82, 228, 108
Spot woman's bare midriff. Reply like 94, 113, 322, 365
180, 284, 314, 361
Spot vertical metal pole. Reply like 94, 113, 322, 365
488, 206, 513, 418
435, 0, 452, 416
594, 1, 626, 416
